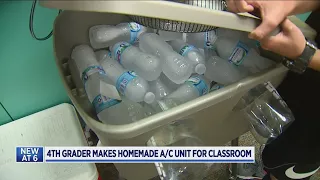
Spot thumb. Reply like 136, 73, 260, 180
250, 18, 282, 40
259, 19, 306, 59
259, 33, 287, 53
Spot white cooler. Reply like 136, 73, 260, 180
37, 1, 316, 179
0, 103, 99, 180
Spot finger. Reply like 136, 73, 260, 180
226, 0, 239, 13
280, 18, 295, 33
249, 14, 284, 40
260, 19, 306, 59
259, 33, 286, 52
235, 0, 254, 12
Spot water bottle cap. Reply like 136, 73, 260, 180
144, 92, 156, 104
195, 64, 206, 75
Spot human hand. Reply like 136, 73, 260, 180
226, 0, 296, 40
259, 19, 306, 59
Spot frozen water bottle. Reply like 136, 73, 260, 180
169, 39, 206, 74
185, 30, 217, 49
71, 45, 111, 101
212, 37, 275, 73
146, 98, 181, 114
159, 73, 180, 91
89, 22, 152, 49
111, 41, 162, 81
205, 55, 249, 85
71, 45, 146, 125
167, 75, 210, 104
139, 33, 192, 84
99, 55, 155, 104
149, 78, 173, 100
95, 49, 112, 63
215, 28, 259, 49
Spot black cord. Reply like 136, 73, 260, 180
29, 0, 61, 41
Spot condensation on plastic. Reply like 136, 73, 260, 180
147, 120, 213, 180
233, 82, 295, 145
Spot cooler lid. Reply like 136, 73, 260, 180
0, 103, 99, 180
39, 0, 270, 33
40, 1, 317, 39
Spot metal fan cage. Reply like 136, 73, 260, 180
129, 0, 226, 33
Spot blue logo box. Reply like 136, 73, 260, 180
16, 147, 43, 162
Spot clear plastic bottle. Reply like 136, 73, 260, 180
111, 41, 162, 81
169, 39, 206, 75
212, 37, 275, 73
89, 22, 152, 49
233, 82, 295, 144
159, 73, 180, 91
71, 45, 145, 125
99, 54, 155, 104
167, 75, 210, 104
215, 28, 259, 50
185, 30, 217, 49
139, 33, 192, 84
149, 78, 173, 101
147, 118, 212, 180
244, 83, 295, 141
94, 49, 111, 63
204, 55, 249, 85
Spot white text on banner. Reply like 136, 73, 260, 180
42, 146, 255, 163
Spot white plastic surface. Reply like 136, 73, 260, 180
0, 103, 98, 180
40, 0, 280, 34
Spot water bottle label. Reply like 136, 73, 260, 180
116, 71, 137, 95
114, 42, 131, 64
228, 41, 249, 66
128, 22, 141, 43
81, 65, 106, 85
92, 94, 121, 114
186, 75, 208, 96
179, 45, 195, 56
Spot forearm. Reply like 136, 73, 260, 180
289, 1, 320, 15
308, 50, 320, 71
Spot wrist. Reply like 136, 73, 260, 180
286, 1, 299, 16
309, 50, 320, 70
283, 39, 317, 74
290, 38, 307, 59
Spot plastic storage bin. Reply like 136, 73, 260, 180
51, 10, 288, 180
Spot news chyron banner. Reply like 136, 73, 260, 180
16, 146, 254, 163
